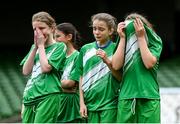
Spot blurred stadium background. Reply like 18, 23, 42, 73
0, 0, 180, 123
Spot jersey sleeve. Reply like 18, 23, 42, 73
69, 53, 80, 82
69, 68, 79, 82
48, 42, 67, 71
72, 47, 84, 80
145, 26, 163, 61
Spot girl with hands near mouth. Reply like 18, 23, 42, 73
20, 11, 67, 123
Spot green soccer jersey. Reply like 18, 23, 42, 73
69, 61, 80, 82
119, 20, 163, 100
76, 41, 120, 111
57, 50, 81, 123
20, 42, 66, 105
61, 50, 79, 80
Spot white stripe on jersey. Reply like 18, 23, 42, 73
82, 56, 112, 92
31, 47, 57, 79
24, 46, 57, 93
61, 61, 74, 80
124, 34, 138, 68
125, 20, 132, 26
124, 33, 148, 73
83, 48, 97, 67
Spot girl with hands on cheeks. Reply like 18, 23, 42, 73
20, 11, 67, 123
34, 27, 46, 48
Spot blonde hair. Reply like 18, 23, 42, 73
32, 11, 56, 29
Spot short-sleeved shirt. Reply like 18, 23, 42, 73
76, 41, 120, 111
20, 42, 66, 105
119, 20, 163, 100
57, 50, 81, 122
61, 50, 79, 81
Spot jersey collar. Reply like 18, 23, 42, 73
95, 40, 112, 49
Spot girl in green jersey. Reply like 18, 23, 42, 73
55, 22, 84, 123
21, 11, 66, 123
99, 12, 163, 123
77, 13, 121, 123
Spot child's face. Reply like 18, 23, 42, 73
32, 21, 52, 40
55, 30, 68, 44
92, 20, 112, 43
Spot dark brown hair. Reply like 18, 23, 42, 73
56, 22, 82, 50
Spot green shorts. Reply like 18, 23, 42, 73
88, 109, 117, 123
22, 94, 61, 123
56, 93, 84, 123
117, 98, 160, 123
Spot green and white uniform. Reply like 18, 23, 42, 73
61, 50, 79, 81
117, 20, 163, 123
21, 42, 66, 123
57, 50, 83, 123
76, 41, 120, 123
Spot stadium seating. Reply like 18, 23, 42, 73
158, 56, 180, 87
0, 55, 26, 122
